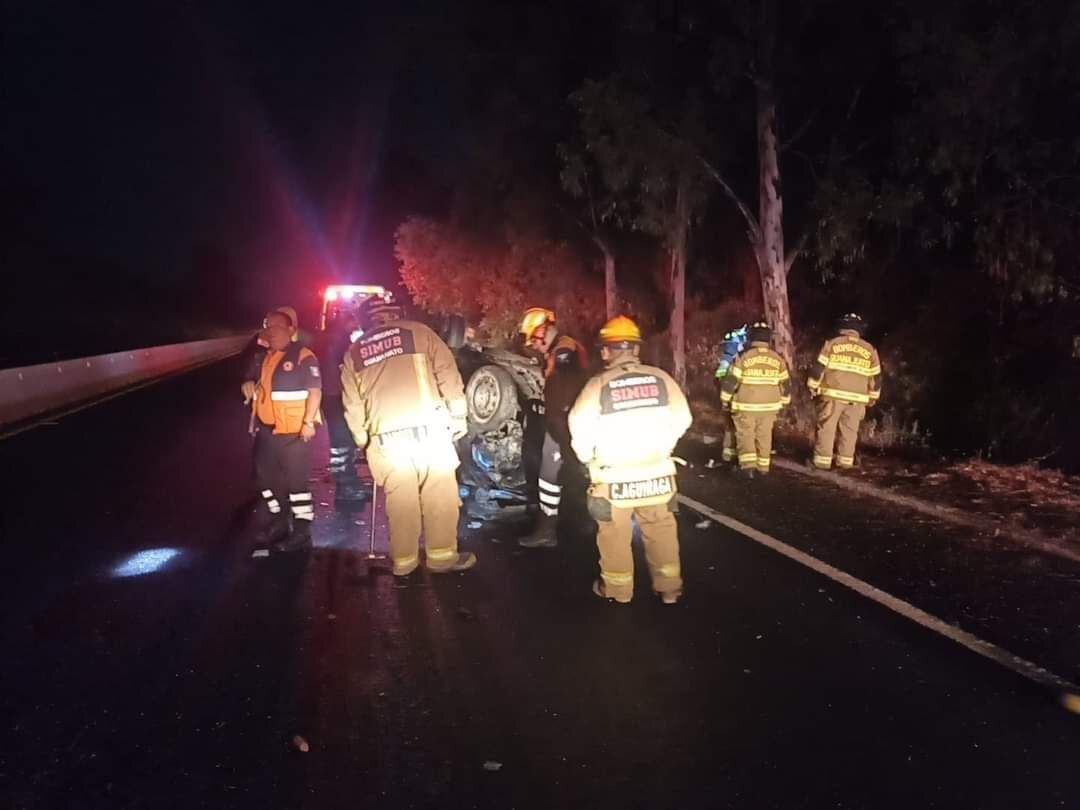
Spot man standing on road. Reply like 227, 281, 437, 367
807, 313, 882, 470
340, 296, 477, 576
720, 321, 790, 478
314, 310, 366, 506
568, 316, 692, 605
517, 306, 589, 548
241, 309, 323, 553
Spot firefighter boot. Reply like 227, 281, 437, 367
518, 512, 558, 548
254, 514, 289, 552
592, 579, 633, 604
428, 551, 478, 573
274, 520, 313, 553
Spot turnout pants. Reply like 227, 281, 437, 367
254, 428, 314, 526
733, 411, 778, 473
321, 394, 359, 481
589, 497, 682, 602
721, 412, 736, 463
366, 436, 463, 575
537, 431, 564, 517
813, 398, 866, 469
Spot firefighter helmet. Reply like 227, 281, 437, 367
747, 320, 772, 344
598, 315, 642, 346
836, 313, 866, 335
518, 307, 556, 341
358, 294, 403, 330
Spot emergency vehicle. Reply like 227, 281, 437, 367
319, 284, 387, 331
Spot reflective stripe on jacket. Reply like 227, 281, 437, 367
568, 356, 692, 506
807, 331, 882, 404
255, 343, 321, 435
720, 343, 791, 413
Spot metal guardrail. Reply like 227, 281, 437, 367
0, 336, 249, 428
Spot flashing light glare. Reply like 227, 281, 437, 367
341, 289, 355, 300
350, 328, 364, 343
325, 289, 339, 302
111, 548, 182, 578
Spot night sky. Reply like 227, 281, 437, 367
2, 1, 450, 329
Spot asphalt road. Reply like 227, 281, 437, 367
0, 358, 1077, 810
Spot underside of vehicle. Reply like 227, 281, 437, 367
453, 344, 545, 523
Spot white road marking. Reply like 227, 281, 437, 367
678, 493, 1080, 696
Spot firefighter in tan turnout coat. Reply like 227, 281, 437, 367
341, 296, 476, 575
719, 321, 790, 478
568, 316, 692, 605
807, 313, 882, 470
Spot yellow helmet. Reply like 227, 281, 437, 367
518, 307, 556, 340
598, 315, 642, 345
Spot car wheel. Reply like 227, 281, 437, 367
465, 364, 519, 435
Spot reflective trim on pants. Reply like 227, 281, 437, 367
595, 502, 682, 601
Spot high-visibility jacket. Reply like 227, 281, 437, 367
568, 355, 692, 507
254, 343, 322, 435
807, 330, 882, 404
544, 334, 588, 379
719, 342, 791, 412
340, 319, 466, 446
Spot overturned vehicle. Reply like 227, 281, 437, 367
431, 315, 544, 522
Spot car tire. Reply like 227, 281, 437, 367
465, 364, 519, 435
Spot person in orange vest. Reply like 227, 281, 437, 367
241, 308, 323, 553
517, 306, 589, 548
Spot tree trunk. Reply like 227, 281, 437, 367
670, 177, 689, 389
594, 236, 617, 318
755, 0, 796, 370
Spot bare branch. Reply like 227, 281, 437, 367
698, 155, 761, 245
781, 110, 817, 152
784, 230, 808, 275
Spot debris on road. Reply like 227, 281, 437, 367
483, 760, 503, 772
705, 458, 717, 468
695, 519, 712, 530
292, 735, 310, 753
467, 521, 483, 529
327, 613, 337, 621
251, 549, 270, 559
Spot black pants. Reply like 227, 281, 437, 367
254, 427, 314, 525
321, 394, 359, 479
537, 431, 565, 517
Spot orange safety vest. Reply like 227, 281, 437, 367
255, 344, 319, 435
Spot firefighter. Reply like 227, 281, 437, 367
713, 324, 748, 465
340, 296, 476, 575
807, 313, 882, 470
568, 316, 692, 604
720, 320, 790, 478
241, 309, 323, 553
517, 307, 589, 548
314, 309, 366, 505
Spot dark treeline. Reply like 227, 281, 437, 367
385, 0, 1080, 470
